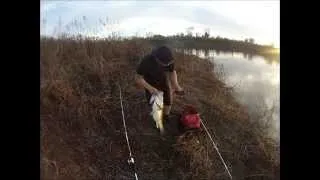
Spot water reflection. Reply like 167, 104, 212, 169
204, 49, 209, 58
177, 48, 280, 141
179, 48, 280, 65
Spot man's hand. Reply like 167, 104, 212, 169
149, 87, 160, 95
136, 74, 159, 95
174, 85, 183, 92
174, 85, 185, 95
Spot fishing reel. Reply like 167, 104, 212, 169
127, 156, 137, 173
127, 157, 135, 165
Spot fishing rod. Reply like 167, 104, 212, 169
118, 83, 139, 180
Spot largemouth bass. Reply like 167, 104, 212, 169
149, 91, 165, 135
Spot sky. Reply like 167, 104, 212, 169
40, 0, 280, 48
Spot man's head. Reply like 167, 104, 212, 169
152, 46, 174, 67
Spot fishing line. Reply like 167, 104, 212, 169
200, 118, 233, 179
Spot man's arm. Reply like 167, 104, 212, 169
135, 58, 159, 94
169, 70, 183, 91
135, 74, 158, 94
165, 63, 183, 92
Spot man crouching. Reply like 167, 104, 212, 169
135, 46, 184, 124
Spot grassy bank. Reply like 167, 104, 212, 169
40, 37, 279, 180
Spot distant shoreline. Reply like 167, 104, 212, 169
144, 35, 279, 60
41, 33, 279, 61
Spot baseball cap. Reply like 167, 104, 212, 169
152, 46, 174, 66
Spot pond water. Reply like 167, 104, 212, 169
178, 49, 280, 141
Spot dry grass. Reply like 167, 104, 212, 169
40, 36, 279, 180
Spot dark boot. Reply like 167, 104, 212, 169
163, 113, 182, 136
